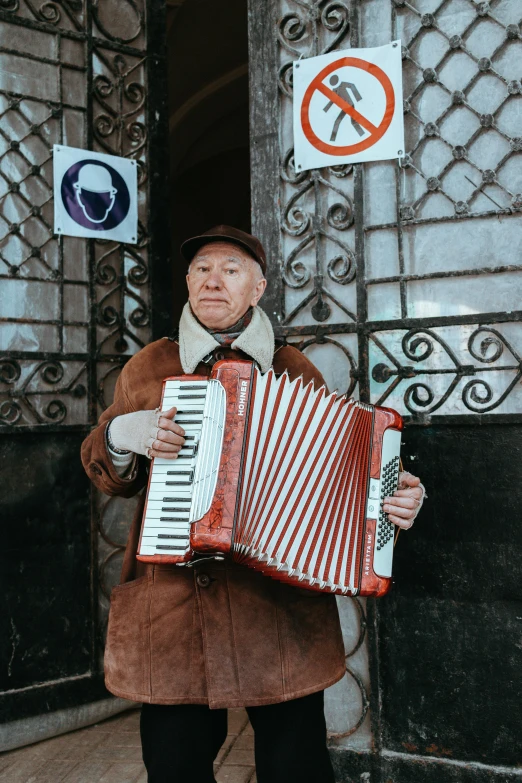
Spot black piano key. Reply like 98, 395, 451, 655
158, 534, 188, 539
174, 419, 201, 425
167, 470, 193, 476
161, 507, 189, 512
175, 409, 203, 415
166, 481, 192, 486
178, 394, 206, 399
159, 516, 189, 521
179, 385, 207, 390
163, 497, 191, 503
155, 545, 186, 550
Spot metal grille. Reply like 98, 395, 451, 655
0, 0, 157, 647
0, 1, 152, 431
247, 0, 522, 749
274, 0, 521, 424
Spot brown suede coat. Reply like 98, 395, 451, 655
81, 337, 346, 708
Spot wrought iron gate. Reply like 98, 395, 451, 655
0, 0, 170, 722
249, 0, 521, 779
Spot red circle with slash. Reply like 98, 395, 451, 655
301, 57, 395, 156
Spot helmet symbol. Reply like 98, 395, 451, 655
73, 162, 118, 224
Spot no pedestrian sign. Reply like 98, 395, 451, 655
53, 145, 138, 244
293, 42, 404, 171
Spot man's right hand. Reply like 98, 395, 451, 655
108, 407, 185, 460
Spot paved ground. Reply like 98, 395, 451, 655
0, 708, 256, 783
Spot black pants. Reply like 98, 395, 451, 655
140, 690, 336, 783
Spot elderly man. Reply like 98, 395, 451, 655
81, 226, 424, 783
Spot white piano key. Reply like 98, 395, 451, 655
142, 526, 190, 536
162, 399, 205, 407
142, 517, 190, 528
141, 521, 190, 532
150, 471, 193, 482
146, 494, 192, 505
148, 464, 194, 475
151, 460, 195, 473
146, 485, 192, 495
152, 455, 192, 466
164, 381, 208, 388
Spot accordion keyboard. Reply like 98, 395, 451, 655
138, 378, 226, 558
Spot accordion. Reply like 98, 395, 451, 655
137, 360, 403, 597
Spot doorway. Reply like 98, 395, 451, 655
166, 0, 251, 321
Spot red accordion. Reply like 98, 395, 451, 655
137, 360, 403, 597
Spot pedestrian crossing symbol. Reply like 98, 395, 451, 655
293, 42, 404, 171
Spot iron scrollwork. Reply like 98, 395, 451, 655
278, 1, 350, 58
3, 0, 85, 30
371, 327, 521, 416
90, 34, 151, 613
290, 332, 358, 398
266, 0, 522, 756
0, 0, 153, 663
278, 1, 355, 331
93, 51, 148, 160
0, 358, 87, 425
363, 0, 522, 419
92, 0, 144, 45
277, 8, 366, 743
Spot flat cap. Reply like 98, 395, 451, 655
180, 225, 266, 275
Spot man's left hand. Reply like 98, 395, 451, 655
382, 472, 426, 530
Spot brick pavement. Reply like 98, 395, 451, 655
0, 708, 256, 783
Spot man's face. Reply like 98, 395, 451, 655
186, 241, 266, 330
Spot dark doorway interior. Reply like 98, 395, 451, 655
166, 0, 251, 323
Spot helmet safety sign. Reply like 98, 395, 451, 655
53, 145, 138, 243
293, 42, 405, 172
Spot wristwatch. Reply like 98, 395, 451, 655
106, 422, 131, 455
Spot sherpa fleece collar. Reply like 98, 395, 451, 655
178, 302, 275, 374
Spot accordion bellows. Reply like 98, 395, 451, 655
138, 360, 403, 597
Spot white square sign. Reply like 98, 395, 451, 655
293, 42, 405, 172
53, 145, 138, 243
